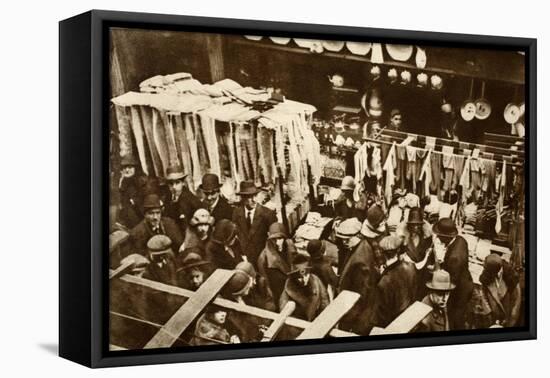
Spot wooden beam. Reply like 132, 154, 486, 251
109, 260, 135, 280
206, 34, 225, 82
144, 269, 234, 349
296, 290, 360, 340
117, 273, 357, 338
109, 344, 128, 351
261, 301, 296, 342
369, 301, 432, 336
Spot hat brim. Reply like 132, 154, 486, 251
166, 173, 188, 181
199, 184, 222, 192
268, 232, 287, 240
238, 189, 259, 196
432, 223, 458, 238
407, 220, 425, 225
288, 266, 312, 276
426, 282, 456, 291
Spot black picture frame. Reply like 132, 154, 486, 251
59, 9, 537, 368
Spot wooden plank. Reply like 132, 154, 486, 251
109, 344, 128, 351
109, 260, 135, 280
296, 290, 360, 340
144, 269, 234, 349
370, 301, 432, 336
261, 301, 296, 342
109, 230, 129, 253
117, 273, 357, 338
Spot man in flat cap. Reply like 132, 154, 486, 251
335, 217, 380, 335
163, 164, 203, 234
232, 181, 277, 267
129, 193, 183, 257
200, 173, 234, 223
371, 235, 417, 328
142, 234, 178, 286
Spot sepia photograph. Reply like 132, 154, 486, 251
107, 26, 528, 351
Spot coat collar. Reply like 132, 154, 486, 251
263, 242, 290, 273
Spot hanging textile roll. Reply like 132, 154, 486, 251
136, 105, 163, 177
114, 105, 134, 162
151, 108, 170, 175
118, 105, 149, 175
226, 122, 241, 188
197, 113, 222, 178
171, 113, 194, 186
183, 114, 202, 188
495, 160, 507, 234
161, 110, 181, 169
192, 113, 210, 181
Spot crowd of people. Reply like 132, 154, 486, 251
110, 156, 522, 346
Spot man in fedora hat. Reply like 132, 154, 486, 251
204, 219, 245, 271
397, 207, 433, 299
432, 218, 474, 330
360, 204, 390, 270
257, 222, 294, 304
416, 269, 456, 333
371, 236, 417, 328
181, 208, 215, 255
335, 218, 379, 335
200, 173, 233, 223
128, 194, 183, 257
279, 253, 329, 321
176, 250, 213, 290
163, 164, 203, 233
232, 180, 277, 267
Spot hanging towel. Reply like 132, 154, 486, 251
495, 160, 507, 234
406, 145, 418, 192
383, 142, 397, 205
123, 105, 148, 175
138, 106, 163, 177
441, 145, 454, 191
419, 149, 432, 198
425, 136, 436, 150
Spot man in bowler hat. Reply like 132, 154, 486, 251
163, 164, 203, 233
199, 173, 233, 223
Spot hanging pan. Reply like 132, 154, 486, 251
474, 80, 492, 120
460, 78, 476, 122
503, 86, 521, 125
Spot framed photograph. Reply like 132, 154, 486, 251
59, 10, 536, 368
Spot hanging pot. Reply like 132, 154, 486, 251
460, 78, 476, 122
294, 38, 317, 49
415, 46, 427, 68
269, 37, 291, 45
346, 41, 372, 55
244, 35, 263, 41
503, 103, 521, 124
322, 40, 345, 52
519, 101, 525, 117
474, 81, 492, 120
385, 44, 414, 61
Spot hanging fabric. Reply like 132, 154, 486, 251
383, 142, 397, 205
122, 105, 148, 175
137, 106, 163, 177
495, 160, 507, 234
419, 149, 432, 197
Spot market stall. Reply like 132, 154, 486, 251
111, 74, 321, 233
